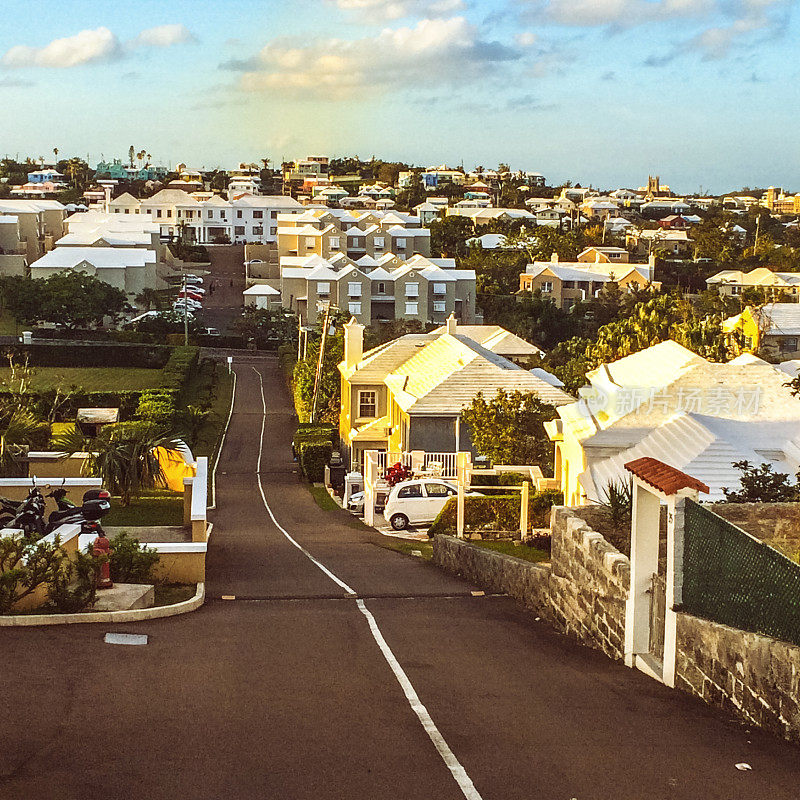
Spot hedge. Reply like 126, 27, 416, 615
14, 341, 172, 368
161, 346, 199, 396
298, 442, 333, 483
427, 489, 563, 537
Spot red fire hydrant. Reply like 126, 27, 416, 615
93, 532, 114, 590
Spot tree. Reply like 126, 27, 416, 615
235, 307, 296, 345
128, 145, 135, 168
722, 461, 800, 503
135, 287, 163, 311
0, 272, 127, 329
292, 318, 345, 423
430, 216, 474, 258
461, 389, 558, 471
0, 536, 68, 613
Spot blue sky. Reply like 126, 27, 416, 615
0, 0, 797, 193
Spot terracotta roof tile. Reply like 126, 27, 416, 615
624, 457, 709, 496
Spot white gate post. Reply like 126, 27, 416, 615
520, 481, 530, 539
364, 450, 379, 528
456, 451, 470, 539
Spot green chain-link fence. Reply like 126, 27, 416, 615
683, 499, 800, 646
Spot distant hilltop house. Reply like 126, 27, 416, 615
519, 253, 658, 310
626, 228, 693, 258
279, 253, 478, 327
96, 159, 168, 182
445, 206, 535, 228
338, 316, 571, 468
27, 168, 67, 186
724, 303, 800, 361
546, 340, 800, 505
706, 267, 800, 301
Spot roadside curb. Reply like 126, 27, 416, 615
0, 582, 205, 627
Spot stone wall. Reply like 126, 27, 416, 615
433, 505, 630, 659
675, 613, 800, 744
710, 502, 800, 562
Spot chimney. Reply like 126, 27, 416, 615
446, 312, 457, 335
343, 317, 364, 369
647, 253, 656, 279
551, 251, 559, 263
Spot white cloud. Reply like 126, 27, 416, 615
329, 0, 465, 20
233, 16, 521, 99
515, 31, 538, 46
527, 0, 714, 28
2, 27, 121, 68
131, 24, 195, 48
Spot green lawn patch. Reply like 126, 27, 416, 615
154, 583, 196, 606
470, 539, 550, 563
104, 491, 183, 527
376, 538, 433, 561
192, 364, 234, 460
0, 367, 164, 392
309, 485, 339, 511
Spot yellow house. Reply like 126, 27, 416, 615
338, 316, 572, 469
706, 267, 800, 301
723, 303, 800, 361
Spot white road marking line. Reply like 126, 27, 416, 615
209, 367, 237, 510
252, 366, 357, 596
356, 599, 484, 800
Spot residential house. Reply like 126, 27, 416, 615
338, 316, 573, 467
243, 284, 282, 309
445, 207, 535, 228
626, 228, 693, 258
0, 200, 66, 262
0, 216, 26, 276
723, 303, 800, 361
414, 202, 441, 226
577, 246, 630, 265
546, 340, 800, 505
520, 254, 657, 309
29, 246, 158, 298
707, 267, 800, 301
96, 159, 168, 181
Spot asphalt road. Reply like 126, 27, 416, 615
197, 244, 246, 335
2, 359, 800, 799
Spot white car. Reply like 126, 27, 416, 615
383, 479, 460, 531
172, 301, 199, 314
174, 297, 202, 309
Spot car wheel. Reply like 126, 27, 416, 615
390, 513, 409, 531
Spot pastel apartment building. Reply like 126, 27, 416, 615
109, 189, 304, 244
280, 253, 477, 327
277, 209, 431, 261
519, 254, 657, 309
0, 199, 66, 263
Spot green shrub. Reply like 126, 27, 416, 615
428, 488, 562, 537
298, 442, 333, 483
134, 390, 178, 425
161, 346, 199, 395
47, 548, 100, 612
109, 532, 160, 583
16, 342, 171, 368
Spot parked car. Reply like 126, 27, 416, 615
201, 327, 221, 336
383, 479, 463, 530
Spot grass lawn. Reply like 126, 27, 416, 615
154, 584, 196, 606
377, 537, 433, 561
0, 367, 164, 392
470, 539, 550, 563
192, 364, 234, 461
104, 491, 183, 527
309, 485, 340, 511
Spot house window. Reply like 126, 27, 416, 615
405, 301, 419, 315
433, 282, 447, 295
563, 280, 575, 289
396, 238, 406, 249
235, 226, 245, 235
253, 226, 263, 236
330, 236, 340, 249
317, 282, 330, 295
124, 208, 130, 215
237, 210, 243, 219
220, 212, 227, 220
348, 301, 362, 315
405, 282, 419, 297
731, 286, 741, 295
783, 338, 798, 351
374, 236, 385, 249
207, 210, 214, 219
177, 210, 182, 218
377, 282, 386, 294
305, 237, 316, 248
253, 211, 263, 219
166, 210, 172, 218
433, 301, 446, 312
358, 390, 377, 418
270, 228, 277, 236
156, 209, 162, 218
348, 282, 362, 297
542, 281, 553, 293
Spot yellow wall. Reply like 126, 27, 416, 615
152, 551, 206, 584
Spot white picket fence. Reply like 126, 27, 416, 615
352, 450, 458, 479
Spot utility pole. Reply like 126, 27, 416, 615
754, 213, 761, 256
310, 304, 332, 424
182, 268, 189, 346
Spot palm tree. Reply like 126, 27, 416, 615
55, 422, 184, 506
0, 408, 49, 475
53, 147, 59, 162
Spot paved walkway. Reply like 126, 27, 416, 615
2, 359, 800, 799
